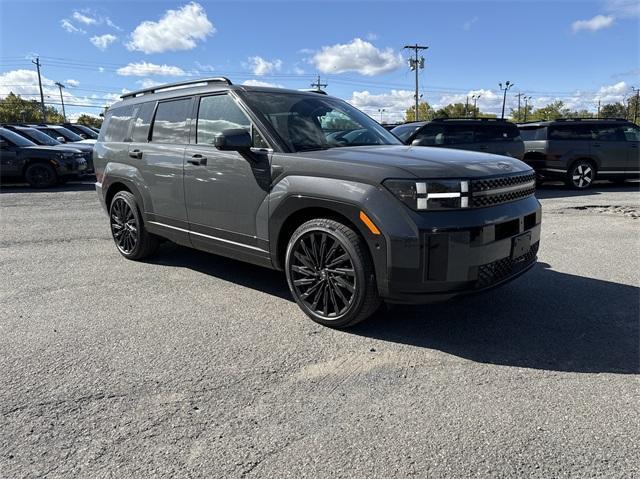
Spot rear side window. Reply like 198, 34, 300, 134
414, 124, 445, 145
196, 94, 250, 144
444, 125, 474, 144
391, 124, 423, 142
131, 102, 155, 142
151, 98, 192, 144
103, 105, 134, 142
591, 125, 626, 141
548, 125, 592, 141
519, 127, 546, 141
475, 124, 520, 142
622, 125, 640, 142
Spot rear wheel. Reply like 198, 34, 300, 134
566, 160, 596, 189
285, 218, 380, 328
109, 191, 159, 260
24, 162, 57, 188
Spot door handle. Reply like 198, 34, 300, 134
592, 143, 601, 147
129, 149, 143, 159
187, 154, 207, 166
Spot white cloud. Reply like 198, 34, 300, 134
313, 38, 404, 76
195, 61, 215, 72
242, 79, 283, 88
605, 0, 640, 18
137, 78, 163, 89
126, 2, 215, 54
594, 81, 628, 103
65, 79, 80, 87
90, 34, 117, 50
571, 14, 615, 33
98, 67, 105, 73
293, 66, 305, 75
348, 89, 415, 122
73, 11, 97, 25
60, 19, 85, 34
247, 56, 283, 76
463, 16, 479, 30
117, 62, 186, 77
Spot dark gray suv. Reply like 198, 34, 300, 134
519, 119, 640, 189
94, 78, 541, 328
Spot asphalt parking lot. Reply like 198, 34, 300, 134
1, 180, 638, 478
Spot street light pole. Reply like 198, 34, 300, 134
523, 96, 532, 122
404, 44, 428, 121
55, 81, 66, 122
377, 108, 386, 123
632, 87, 639, 124
499, 81, 513, 119
471, 94, 481, 118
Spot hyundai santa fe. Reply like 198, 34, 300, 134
94, 78, 541, 328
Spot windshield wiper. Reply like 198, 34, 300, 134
295, 145, 331, 152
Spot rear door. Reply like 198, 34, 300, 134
0, 131, 21, 176
138, 97, 193, 229
589, 124, 628, 173
475, 123, 524, 159
442, 124, 476, 152
620, 124, 640, 174
183, 92, 271, 259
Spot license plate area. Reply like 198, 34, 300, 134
511, 232, 531, 260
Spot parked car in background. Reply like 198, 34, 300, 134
29, 124, 96, 145
61, 123, 99, 139
94, 77, 540, 328
0, 127, 87, 187
519, 118, 640, 189
392, 118, 525, 159
2, 124, 94, 172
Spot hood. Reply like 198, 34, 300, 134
294, 145, 532, 179
63, 142, 94, 151
22, 145, 83, 155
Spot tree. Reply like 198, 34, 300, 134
0, 92, 64, 123
527, 101, 572, 121
404, 101, 434, 122
598, 102, 626, 119
76, 114, 102, 128
434, 102, 477, 119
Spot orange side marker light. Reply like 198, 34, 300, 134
359, 211, 381, 235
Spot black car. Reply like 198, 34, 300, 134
29, 124, 95, 145
94, 77, 540, 328
392, 118, 525, 159
0, 127, 88, 187
61, 123, 99, 139
519, 118, 640, 189
3, 124, 94, 172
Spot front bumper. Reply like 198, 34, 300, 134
379, 196, 541, 303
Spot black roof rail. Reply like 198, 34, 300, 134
551, 117, 628, 122
431, 117, 507, 122
121, 77, 233, 100
297, 88, 328, 95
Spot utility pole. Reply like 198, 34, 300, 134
523, 96, 532, 122
515, 92, 524, 121
632, 87, 639, 124
465, 96, 469, 117
597, 100, 601, 118
310, 74, 327, 93
32, 57, 46, 122
471, 94, 481, 118
377, 108, 386, 123
55, 81, 66, 122
499, 81, 513, 119
404, 44, 428, 121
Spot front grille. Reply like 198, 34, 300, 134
476, 241, 539, 288
470, 171, 536, 208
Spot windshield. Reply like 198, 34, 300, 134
0, 128, 37, 147
54, 126, 83, 141
242, 91, 401, 152
519, 127, 546, 141
69, 124, 98, 138
18, 127, 60, 146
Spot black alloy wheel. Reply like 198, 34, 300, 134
109, 190, 159, 260
24, 162, 57, 188
285, 218, 380, 328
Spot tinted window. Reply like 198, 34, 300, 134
103, 105, 135, 142
15, 127, 60, 146
622, 125, 640, 142
591, 125, 625, 141
197, 94, 251, 144
444, 125, 474, 144
519, 127, 546, 141
151, 98, 191, 144
548, 125, 593, 141
414, 124, 446, 145
391, 123, 424, 142
131, 102, 155, 142
475, 124, 520, 142
0, 128, 36, 147
52, 126, 83, 142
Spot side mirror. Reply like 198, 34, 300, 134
56, 136, 66, 143
213, 128, 252, 151
411, 139, 423, 146
79, 134, 87, 139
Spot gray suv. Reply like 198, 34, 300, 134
392, 118, 525, 159
519, 119, 640, 189
94, 78, 541, 328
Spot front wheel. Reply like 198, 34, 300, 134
285, 218, 380, 328
109, 191, 159, 260
24, 162, 57, 188
566, 160, 596, 189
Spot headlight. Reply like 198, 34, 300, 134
57, 152, 74, 159
383, 179, 469, 210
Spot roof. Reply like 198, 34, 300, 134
518, 118, 630, 127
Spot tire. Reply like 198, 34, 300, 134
565, 160, 596, 190
285, 218, 380, 328
24, 162, 57, 188
109, 191, 159, 260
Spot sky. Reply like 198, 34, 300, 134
0, 0, 638, 122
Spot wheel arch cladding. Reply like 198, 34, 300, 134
105, 180, 145, 218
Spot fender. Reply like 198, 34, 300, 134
101, 162, 149, 214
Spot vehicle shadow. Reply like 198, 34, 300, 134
535, 180, 639, 200
149, 243, 638, 374
350, 262, 639, 374
0, 180, 96, 194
